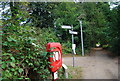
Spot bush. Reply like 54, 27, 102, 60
2, 23, 54, 79
62, 41, 71, 54
1, 2, 60, 79
2, 13, 59, 79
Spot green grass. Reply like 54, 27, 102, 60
49, 66, 83, 79
67, 66, 83, 79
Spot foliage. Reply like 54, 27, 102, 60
1, 2, 58, 79
51, 2, 111, 54
62, 41, 72, 54
108, 5, 120, 55
82, 2, 109, 47
23, 2, 120, 56
29, 2, 59, 28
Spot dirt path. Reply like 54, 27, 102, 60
62, 50, 118, 79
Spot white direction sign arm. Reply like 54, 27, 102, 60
61, 25, 72, 29
69, 30, 78, 35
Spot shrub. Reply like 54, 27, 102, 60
2, 4, 59, 78
2, 23, 54, 79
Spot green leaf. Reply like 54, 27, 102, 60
33, 68, 37, 71
7, 37, 12, 41
10, 62, 15, 67
2, 42, 8, 46
2, 63, 6, 69
11, 68, 15, 72
50, 55, 53, 57
28, 63, 33, 66
37, 71, 42, 74
10, 57, 15, 61
3, 53, 12, 56
18, 78, 23, 79
25, 60, 28, 63
18, 68, 23, 73
50, 47, 56, 50
25, 78, 30, 79
14, 71, 17, 75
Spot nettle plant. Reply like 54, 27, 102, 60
2, 3, 50, 79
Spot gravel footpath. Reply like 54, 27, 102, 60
62, 50, 118, 79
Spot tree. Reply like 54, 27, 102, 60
82, 2, 110, 49
109, 4, 120, 55
29, 2, 58, 28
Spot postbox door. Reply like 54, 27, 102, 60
46, 43, 62, 72
49, 49, 62, 72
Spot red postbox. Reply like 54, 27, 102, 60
46, 42, 62, 72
